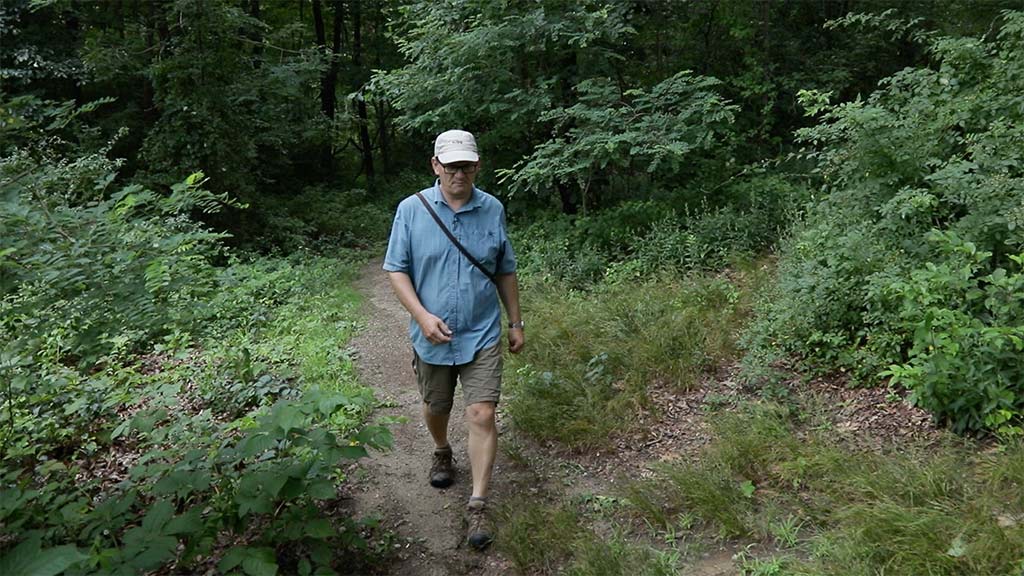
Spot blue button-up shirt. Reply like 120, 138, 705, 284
383, 181, 517, 366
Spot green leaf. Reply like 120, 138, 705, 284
0, 537, 85, 576
142, 499, 174, 531
273, 404, 304, 433
739, 480, 756, 499
219, 547, 247, 572
242, 547, 278, 576
240, 433, 276, 458
306, 480, 336, 500
338, 445, 368, 460
165, 506, 203, 535
128, 536, 178, 570
304, 518, 336, 539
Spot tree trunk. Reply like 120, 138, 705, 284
372, 0, 391, 170
312, 0, 335, 174
249, 0, 262, 68
554, 49, 579, 214
557, 182, 577, 215
351, 0, 375, 179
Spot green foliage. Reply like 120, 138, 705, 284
376, 0, 634, 157
883, 233, 1024, 434
745, 11, 1024, 432
625, 402, 1024, 575
498, 71, 737, 210
260, 185, 393, 251
1, 169, 229, 367
506, 272, 760, 448
0, 535, 86, 576
0, 255, 387, 575
511, 174, 808, 287
498, 501, 582, 574
497, 499, 678, 576
0, 98, 387, 574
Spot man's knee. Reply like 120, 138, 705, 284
465, 402, 495, 426
425, 399, 454, 416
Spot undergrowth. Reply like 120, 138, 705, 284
0, 255, 390, 575
505, 263, 768, 448
625, 402, 1024, 575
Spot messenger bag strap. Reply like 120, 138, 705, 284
415, 192, 501, 285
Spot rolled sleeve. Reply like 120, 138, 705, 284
496, 235, 517, 274
496, 208, 517, 274
383, 205, 410, 273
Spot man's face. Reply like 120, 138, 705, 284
432, 157, 479, 197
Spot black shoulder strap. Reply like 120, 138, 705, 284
415, 192, 500, 285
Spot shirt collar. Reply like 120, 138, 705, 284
431, 179, 482, 212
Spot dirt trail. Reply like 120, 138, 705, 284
345, 258, 742, 576
347, 258, 521, 575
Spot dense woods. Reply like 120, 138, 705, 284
3, 0, 1024, 574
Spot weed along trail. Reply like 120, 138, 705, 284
347, 258, 523, 575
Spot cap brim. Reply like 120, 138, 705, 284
436, 151, 479, 164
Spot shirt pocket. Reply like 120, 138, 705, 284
470, 227, 502, 273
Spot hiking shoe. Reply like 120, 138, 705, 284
466, 499, 493, 550
429, 446, 454, 488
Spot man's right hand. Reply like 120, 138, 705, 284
417, 313, 452, 345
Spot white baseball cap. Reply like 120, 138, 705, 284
434, 129, 479, 164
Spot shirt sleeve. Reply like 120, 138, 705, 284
383, 201, 411, 273
496, 206, 517, 275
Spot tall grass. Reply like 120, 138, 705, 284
505, 265, 766, 448
625, 403, 1024, 575
497, 500, 678, 576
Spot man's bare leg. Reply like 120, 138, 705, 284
465, 402, 497, 498
423, 403, 451, 449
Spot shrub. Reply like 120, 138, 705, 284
883, 233, 1024, 434
1, 158, 229, 366
744, 11, 1024, 432
510, 174, 808, 287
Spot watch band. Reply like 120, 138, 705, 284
508, 320, 525, 329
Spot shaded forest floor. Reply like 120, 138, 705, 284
341, 260, 983, 576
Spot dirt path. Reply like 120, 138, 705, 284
347, 258, 522, 575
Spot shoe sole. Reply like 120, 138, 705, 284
430, 477, 453, 488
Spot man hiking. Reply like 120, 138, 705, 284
383, 129, 524, 550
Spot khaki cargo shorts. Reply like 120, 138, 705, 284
413, 344, 503, 415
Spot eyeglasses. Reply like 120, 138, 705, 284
441, 163, 479, 175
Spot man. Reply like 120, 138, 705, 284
382, 129, 524, 550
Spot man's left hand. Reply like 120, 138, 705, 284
508, 328, 524, 354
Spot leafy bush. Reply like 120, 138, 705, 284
511, 174, 807, 287
883, 233, 1024, 434
0, 99, 388, 574
500, 71, 738, 210
0, 255, 387, 575
1, 145, 230, 366
744, 11, 1024, 432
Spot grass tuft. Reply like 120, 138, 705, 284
624, 401, 1024, 575
497, 500, 582, 574
506, 270, 764, 448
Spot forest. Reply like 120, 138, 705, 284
3, 0, 1024, 574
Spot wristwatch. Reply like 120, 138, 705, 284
508, 320, 525, 330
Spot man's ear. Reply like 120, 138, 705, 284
430, 156, 440, 176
